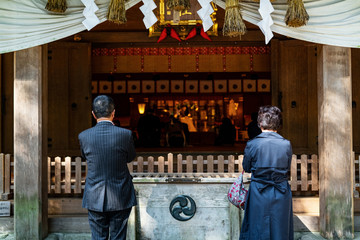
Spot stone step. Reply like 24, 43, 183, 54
2, 212, 360, 235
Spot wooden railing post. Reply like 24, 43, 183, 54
186, 156, 193, 173
207, 155, 214, 173
197, 156, 203, 173
168, 153, 173, 173
238, 155, 243, 172
228, 155, 235, 173
148, 156, 154, 173
65, 157, 71, 193
311, 154, 319, 191
354, 154, 360, 197
177, 154, 183, 173
75, 157, 82, 194
291, 155, 297, 191
301, 154, 308, 191
2, 154, 11, 200
158, 156, 165, 173
137, 157, 144, 173
218, 155, 224, 173
47, 157, 51, 194
0, 153, 4, 195
55, 157, 61, 194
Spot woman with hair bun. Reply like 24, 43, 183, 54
240, 105, 293, 240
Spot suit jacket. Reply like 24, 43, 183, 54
79, 121, 137, 212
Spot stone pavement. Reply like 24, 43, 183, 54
1, 232, 360, 239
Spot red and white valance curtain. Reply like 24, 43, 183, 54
0, 0, 359, 53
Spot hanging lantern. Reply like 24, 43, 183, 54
166, 0, 191, 11
222, 0, 246, 37
45, 0, 67, 13
285, 0, 309, 27
107, 0, 127, 24
138, 103, 146, 114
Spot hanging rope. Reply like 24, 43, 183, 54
107, 0, 127, 24
222, 0, 246, 37
45, 0, 67, 13
285, 0, 309, 27
166, 0, 191, 11
251, 0, 276, 2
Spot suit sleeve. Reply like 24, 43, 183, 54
127, 132, 136, 163
78, 134, 86, 160
287, 141, 293, 170
242, 143, 253, 173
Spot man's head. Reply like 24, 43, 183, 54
92, 95, 115, 120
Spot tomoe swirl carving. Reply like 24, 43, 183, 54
169, 195, 196, 221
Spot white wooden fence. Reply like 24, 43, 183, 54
0, 154, 12, 200
1, 152, 323, 198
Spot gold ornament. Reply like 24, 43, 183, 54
285, 0, 309, 27
223, 0, 246, 37
45, 0, 67, 13
107, 0, 127, 24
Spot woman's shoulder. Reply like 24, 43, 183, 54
248, 132, 291, 146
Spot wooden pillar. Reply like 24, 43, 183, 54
318, 45, 353, 239
14, 46, 48, 239
0, 54, 2, 151
270, 39, 279, 107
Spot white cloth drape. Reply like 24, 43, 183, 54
0, 0, 138, 53
0, 0, 359, 53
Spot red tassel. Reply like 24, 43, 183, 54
200, 28, 211, 41
185, 24, 211, 41
185, 28, 197, 40
157, 28, 168, 43
170, 28, 181, 41
157, 25, 181, 43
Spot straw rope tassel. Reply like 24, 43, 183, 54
251, 0, 276, 2
107, 0, 127, 24
285, 0, 309, 27
166, 0, 191, 11
45, 0, 67, 13
222, 0, 246, 37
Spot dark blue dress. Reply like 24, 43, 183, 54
240, 132, 294, 240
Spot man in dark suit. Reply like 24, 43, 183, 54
78, 95, 137, 240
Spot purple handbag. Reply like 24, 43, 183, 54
228, 171, 248, 209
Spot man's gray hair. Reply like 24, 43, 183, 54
92, 95, 115, 119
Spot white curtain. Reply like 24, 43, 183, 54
0, 0, 359, 53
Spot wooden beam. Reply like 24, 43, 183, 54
14, 46, 48, 239
317, 45, 353, 239
72, 30, 266, 45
